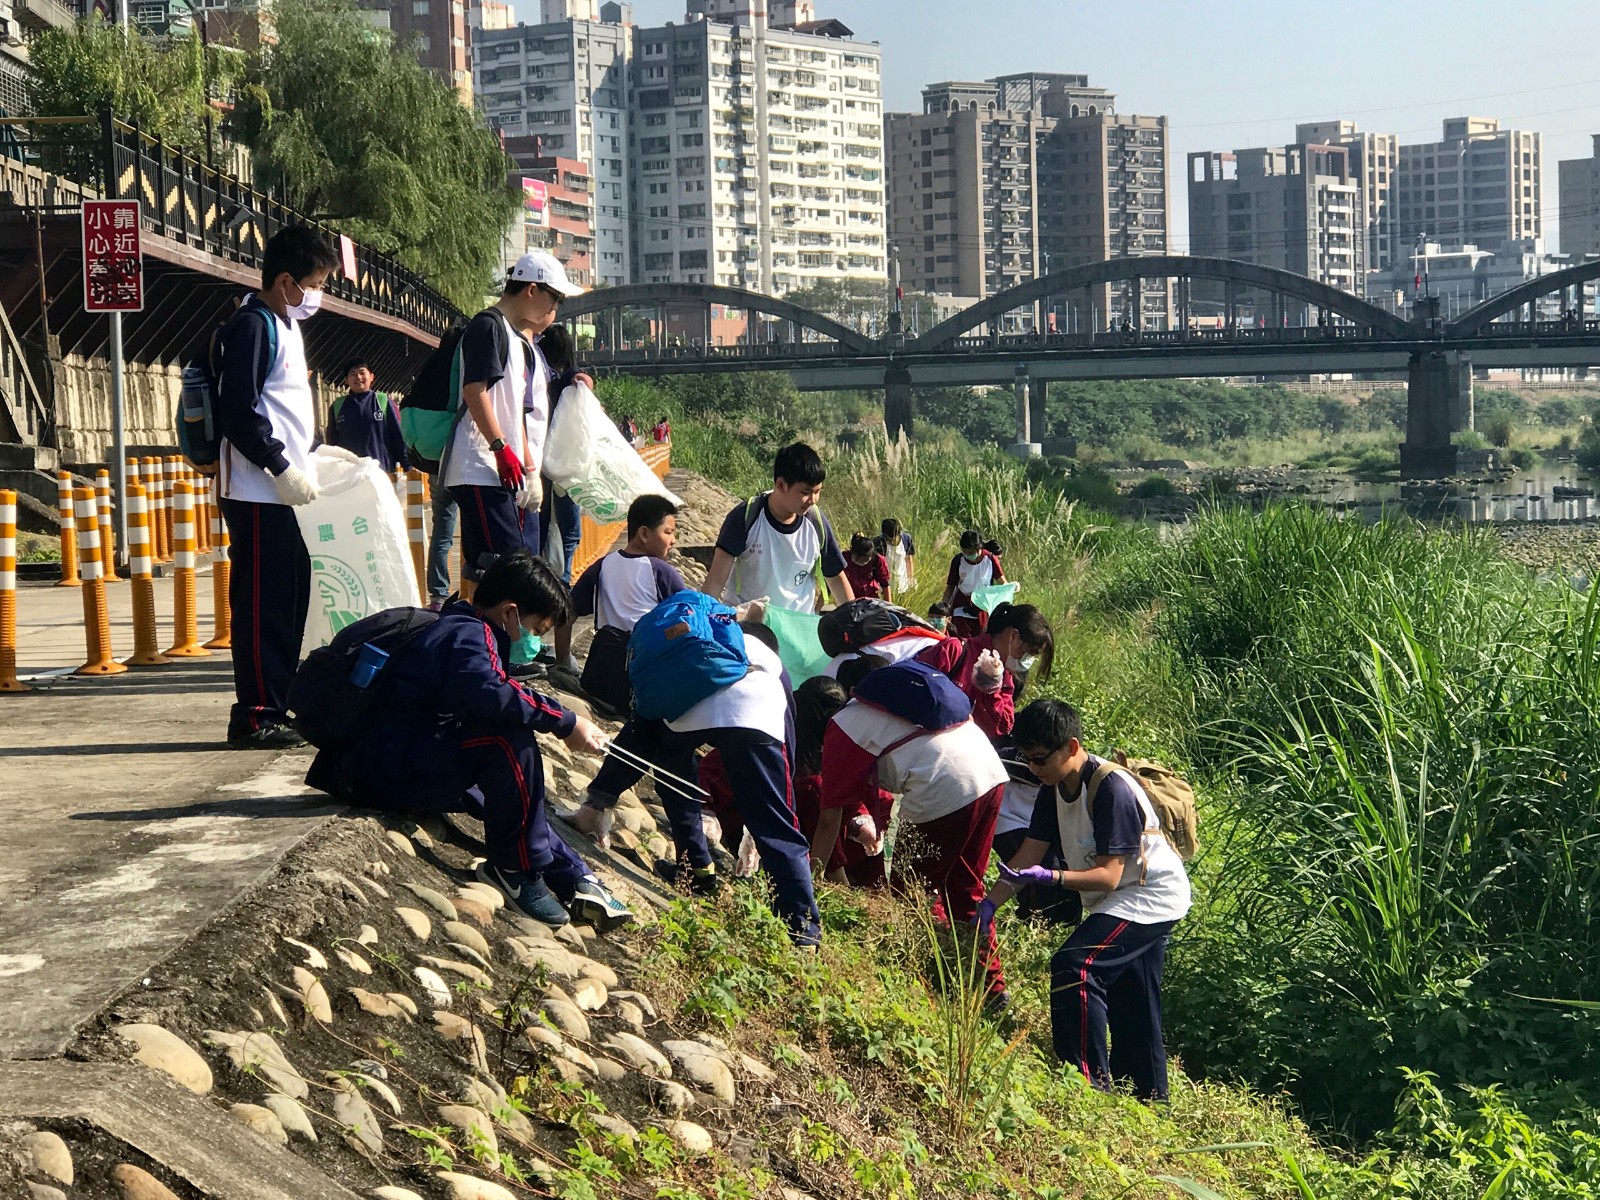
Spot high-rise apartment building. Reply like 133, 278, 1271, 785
383, 0, 471, 103
1395, 117, 1541, 253
469, 0, 511, 33
1296, 119, 1398, 288
632, 1, 885, 293
473, 2, 633, 283
1558, 135, 1600, 258
502, 138, 597, 283
1188, 142, 1361, 318
888, 72, 1170, 331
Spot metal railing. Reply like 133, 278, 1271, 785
0, 298, 49, 447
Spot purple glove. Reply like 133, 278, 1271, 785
999, 862, 1057, 888
975, 897, 998, 936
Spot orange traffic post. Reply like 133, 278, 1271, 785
164, 479, 209, 658
55, 470, 80, 587
406, 468, 427, 600
95, 468, 121, 582
143, 457, 167, 563
193, 466, 212, 555
0, 489, 28, 692
73, 487, 125, 676
163, 457, 181, 562
203, 477, 231, 650
122, 483, 170, 668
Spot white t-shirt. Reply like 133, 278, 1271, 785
952, 552, 998, 616
995, 778, 1038, 837
715, 495, 845, 612
442, 310, 548, 490
821, 630, 944, 679
887, 537, 912, 592
667, 637, 789, 743
220, 308, 312, 504
1056, 767, 1191, 924
830, 700, 1007, 825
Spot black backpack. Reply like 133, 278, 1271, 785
397, 322, 469, 474
817, 598, 936, 659
288, 607, 439, 749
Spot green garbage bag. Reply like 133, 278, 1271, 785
763, 605, 832, 684
971, 582, 1019, 614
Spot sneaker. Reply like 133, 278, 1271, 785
509, 660, 548, 681
554, 654, 582, 677
226, 723, 306, 751
569, 876, 635, 931
654, 858, 721, 897
476, 862, 570, 926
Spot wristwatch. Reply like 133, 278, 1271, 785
488, 438, 507, 452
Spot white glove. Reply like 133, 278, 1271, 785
563, 715, 606, 753
273, 465, 320, 506
848, 813, 883, 856
515, 473, 544, 511
734, 596, 769, 624
973, 648, 1005, 694
735, 828, 761, 878
316, 445, 364, 464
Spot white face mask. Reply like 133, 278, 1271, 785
1004, 653, 1037, 675
285, 288, 323, 321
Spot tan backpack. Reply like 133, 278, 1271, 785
1086, 752, 1200, 863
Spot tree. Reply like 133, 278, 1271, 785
28, 22, 209, 147
782, 277, 890, 333
229, 0, 518, 310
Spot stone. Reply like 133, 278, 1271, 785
571, 978, 608, 1012
460, 1076, 505, 1112
611, 989, 658, 1021
437, 1105, 498, 1156
353, 875, 391, 901
349, 988, 410, 1020
508, 940, 579, 979
356, 924, 380, 947
506, 915, 558, 943
457, 882, 505, 911
204, 1030, 307, 1100
228, 1102, 289, 1146
602, 1032, 671, 1077
452, 896, 494, 927
408, 824, 435, 849
114, 1023, 213, 1095
662, 1041, 736, 1104
442, 921, 491, 958
385, 830, 416, 857
736, 1052, 776, 1082
651, 1078, 694, 1115
414, 966, 452, 1007
395, 907, 432, 940
335, 947, 373, 975
576, 958, 619, 988
525, 1023, 563, 1052
613, 1000, 646, 1033
262, 1093, 317, 1143
341, 1072, 403, 1117
292, 966, 334, 1024
110, 1163, 181, 1200
26, 1184, 66, 1200
593, 1056, 628, 1083
386, 992, 419, 1017
589, 1113, 638, 1140
261, 987, 289, 1027
539, 998, 590, 1042
372, 1189, 425, 1200
333, 1089, 383, 1158
405, 883, 459, 921
446, 942, 492, 970
667, 1120, 714, 1155
434, 1010, 474, 1041
435, 1172, 516, 1200
283, 937, 328, 969
366, 859, 393, 877
419, 955, 490, 987
552, 924, 585, 951
17, 1131, 72, 1185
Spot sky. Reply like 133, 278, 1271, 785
513, 0, 1600, 252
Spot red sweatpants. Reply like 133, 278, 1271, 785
891, 784, 1005, 995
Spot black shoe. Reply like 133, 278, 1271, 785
654, 858, 721, 896
509, 660, 548, 681
227, 724, 306, 750
477, 862, 570, 926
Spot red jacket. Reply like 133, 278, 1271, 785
843, 553, 890, 600
916, 633, 1014, 741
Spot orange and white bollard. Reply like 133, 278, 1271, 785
55, 470, 80, 587
0, 489, 28, 692
142, 457, 167, 563
203, 477, 231, 650
163, 457, 180, 561
406, 468, 427, 600
122, 482, 170, 668
193, 467, 212, 555
73, 486, 125, 676
95, 468, 121, 582
164, 479, 210, 658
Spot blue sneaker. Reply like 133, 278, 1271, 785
477, 863, 569, 927
569, 876, 634, 932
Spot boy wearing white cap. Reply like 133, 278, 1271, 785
443, 251, 585, 583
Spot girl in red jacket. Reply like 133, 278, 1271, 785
942, 529, 1004, 638
916, 602, 1055, 742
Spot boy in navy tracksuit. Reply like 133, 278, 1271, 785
304, 552, 632, 929
215, 226, 339, 749
325, 357, 408, 472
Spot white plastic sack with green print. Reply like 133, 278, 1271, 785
543, 381, 681, 522
294, 445, 421, 656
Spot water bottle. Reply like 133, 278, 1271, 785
349, 643, 390, 689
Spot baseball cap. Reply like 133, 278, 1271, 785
508, 250, 585, 298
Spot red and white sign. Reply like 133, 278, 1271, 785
82, 200, 144, 313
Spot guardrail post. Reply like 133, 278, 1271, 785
0, 489, 28, 692
203, 476, 231, 649
55, 470, 80, 587
406, 468, 427, 600
74, 486, 125, 676
123, 482, 169, 667
164, 479, 209, 658
95, 468, 121, 581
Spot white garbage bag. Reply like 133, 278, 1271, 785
294, 446, 421, 656
543, 381, 681, 522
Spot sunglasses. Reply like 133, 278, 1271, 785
1020, 746, 1063, 766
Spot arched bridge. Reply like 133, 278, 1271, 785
573, 255, 1600, 476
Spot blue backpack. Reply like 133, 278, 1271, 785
627, 591, 749, 722
178, 303, 278, 473
850, 658, 973, 731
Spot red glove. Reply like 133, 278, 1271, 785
493, 442, 524, 492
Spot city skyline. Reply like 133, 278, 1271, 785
507, 0, 1600, 254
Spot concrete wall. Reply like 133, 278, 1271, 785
51, 354, 182, 468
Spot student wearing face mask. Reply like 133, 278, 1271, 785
214, 226, 339, 749
303, 552, 632, 930
916, 602, 1054, 742
941, 529, 1005, 639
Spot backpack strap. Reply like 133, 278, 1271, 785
1084, 757, 1152, 887
375, 391, 390, 417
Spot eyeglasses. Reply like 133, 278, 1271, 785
1020, 747, 1063, 766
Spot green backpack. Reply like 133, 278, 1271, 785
397, 324, 468, 474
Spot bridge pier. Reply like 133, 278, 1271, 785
1401, 350, 1471, 477
883, 363, 913, 441
1009, 364, 1041, 458
1029, 377, 1048, 447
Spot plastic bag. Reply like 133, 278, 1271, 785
294, 446, 421, 657
971, 581, 1019, 614
543, 381, 681, 522
763, 605, 832, 684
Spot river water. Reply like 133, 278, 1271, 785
1320, 467, 1600, 524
